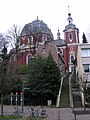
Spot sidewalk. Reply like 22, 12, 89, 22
45, 108, 75, 120
45, 108, 90, 120
1, 105, 90, 120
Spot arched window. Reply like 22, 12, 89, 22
71, 55, 74, 63
68, 33, 73, 41
26, 54, 35, 64
28, 56, 35, 65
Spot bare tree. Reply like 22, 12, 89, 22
0, 25, 21, 116
8, 24, 21, 48
0, 33, 11, 50
8, 24, 22, 65
0, 33, 12, 64
0, 45, 22, 116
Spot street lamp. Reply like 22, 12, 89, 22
22, 80, 26, 113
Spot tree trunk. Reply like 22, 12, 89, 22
1, 93, 4, 116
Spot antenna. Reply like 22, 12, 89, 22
67, 6, 73, 24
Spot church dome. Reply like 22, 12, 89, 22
20, 17, 53, 39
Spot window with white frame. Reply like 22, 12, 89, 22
68, 32, 73, 42
83, 64, 90, 72
82, 49, 90, 57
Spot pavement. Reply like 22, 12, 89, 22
1, 105, 90, 120
44, 108, 75, 120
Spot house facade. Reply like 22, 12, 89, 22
77, 43, 90, 83
77, 43, 90, 105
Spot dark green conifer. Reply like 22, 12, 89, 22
82, 32, 88, 43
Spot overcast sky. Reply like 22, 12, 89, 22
0, 0, 90, 43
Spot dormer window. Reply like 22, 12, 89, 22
69, 32, 73, 42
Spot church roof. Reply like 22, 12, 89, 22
51, 29, 66, 47
20, 17, 53, 38
51, 38, 66, 47
63, 23, 78, 32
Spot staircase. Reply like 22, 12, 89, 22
60, 75, 70, 108
72, 90, 82, 107
71, 73, 83, 107
58, 72, 82, 108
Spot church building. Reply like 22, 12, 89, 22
11, 11, 79, 74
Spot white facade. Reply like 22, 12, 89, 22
77, 43, 90, 82
77, 43, 90, 106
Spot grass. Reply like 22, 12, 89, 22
27, 116, 45, 120
0, 115, 21, 120
0, 115, 45, 120
47, 104, 56, 108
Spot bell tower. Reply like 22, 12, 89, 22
63, 7, 79, 72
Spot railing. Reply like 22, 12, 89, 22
56, 77, 63, 107
69, 71, 74, 108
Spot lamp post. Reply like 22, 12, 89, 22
22, 80, 25, 113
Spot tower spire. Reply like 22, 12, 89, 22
57, 28, 61, 39
37, 16, 38, 20
67, 6, 73, 24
